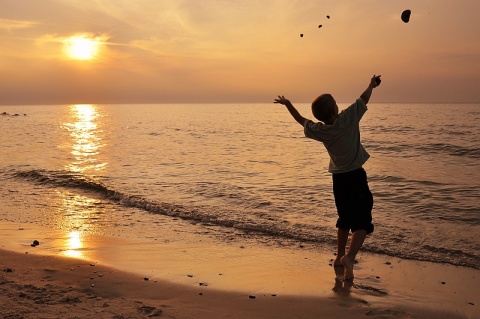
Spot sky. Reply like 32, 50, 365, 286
1, 0, 479, 104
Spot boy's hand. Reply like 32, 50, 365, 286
361, 74, 381, 104
274, 95, 291, 106
370, 75, 381, 88
274, 95, 308, 126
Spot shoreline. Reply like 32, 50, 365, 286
1, 220, 479, 319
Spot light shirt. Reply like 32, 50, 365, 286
304, 98, 370, 173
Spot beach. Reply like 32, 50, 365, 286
1, 220, 479, 319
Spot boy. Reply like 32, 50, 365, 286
274, 75, 381, 282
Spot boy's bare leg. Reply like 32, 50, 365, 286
340, 229, 367, 282
335, 228, 349, 265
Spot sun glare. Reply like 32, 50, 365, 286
63, 35, 102, 60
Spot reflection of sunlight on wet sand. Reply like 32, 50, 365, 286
57, 192, 105, 259
63, 104, 107, 173
64, 231, 83, 258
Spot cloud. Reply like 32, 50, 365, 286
0, 18, 38, 30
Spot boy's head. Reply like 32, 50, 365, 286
311, 94, 338, 123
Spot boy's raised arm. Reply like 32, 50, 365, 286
360, 75, 381, 105
274, 95, 308, 127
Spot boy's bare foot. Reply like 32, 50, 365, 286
340, 255, 354, 282
333, 263, 344, 280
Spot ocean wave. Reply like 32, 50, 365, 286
368, 141, 480, 159
365, 242, 479, 270
11, 169, 335, 244
10, 168, 480, 270
370, 174, 480, 224
371, 174, 444, 186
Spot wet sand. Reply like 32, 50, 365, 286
1, 221, 479, 319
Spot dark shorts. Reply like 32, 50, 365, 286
332, 168, 374, 234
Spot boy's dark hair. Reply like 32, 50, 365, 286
311, 94, 335, 122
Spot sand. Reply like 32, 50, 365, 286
1, 221, 479, 319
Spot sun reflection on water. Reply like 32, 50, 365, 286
64, 104, 107, 173
57, 104, 110, 259
64, 230, 83, 259
57, 192, 106, 259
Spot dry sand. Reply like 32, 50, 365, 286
1, 221, 479, 319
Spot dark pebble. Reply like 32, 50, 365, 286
318, 25, 322, 28
249, 295, 256, 299
144, 277, 149, 281
385, 262, 392, 265
3, 268, 13, 273
199, 282, 208, 286
300, 34, 304, 38
401, 10, 411, 23
326, 15, 330, 19
441, 281, 446, 285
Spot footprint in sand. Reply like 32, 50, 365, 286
138, 305, 163, 317
365, 308, 411, 318
353, 283, 388, 296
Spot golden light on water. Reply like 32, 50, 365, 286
64, 104, 107, 173
57, 192, 105, 259
56, 104, 109, 259
64, 231, 83, 258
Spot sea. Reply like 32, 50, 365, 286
1, 102, 479, 270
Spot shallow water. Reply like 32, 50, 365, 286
1, 103, 479, 269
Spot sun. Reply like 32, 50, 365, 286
63, 34, 102, 60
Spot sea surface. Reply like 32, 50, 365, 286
1, 103, 479, 269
